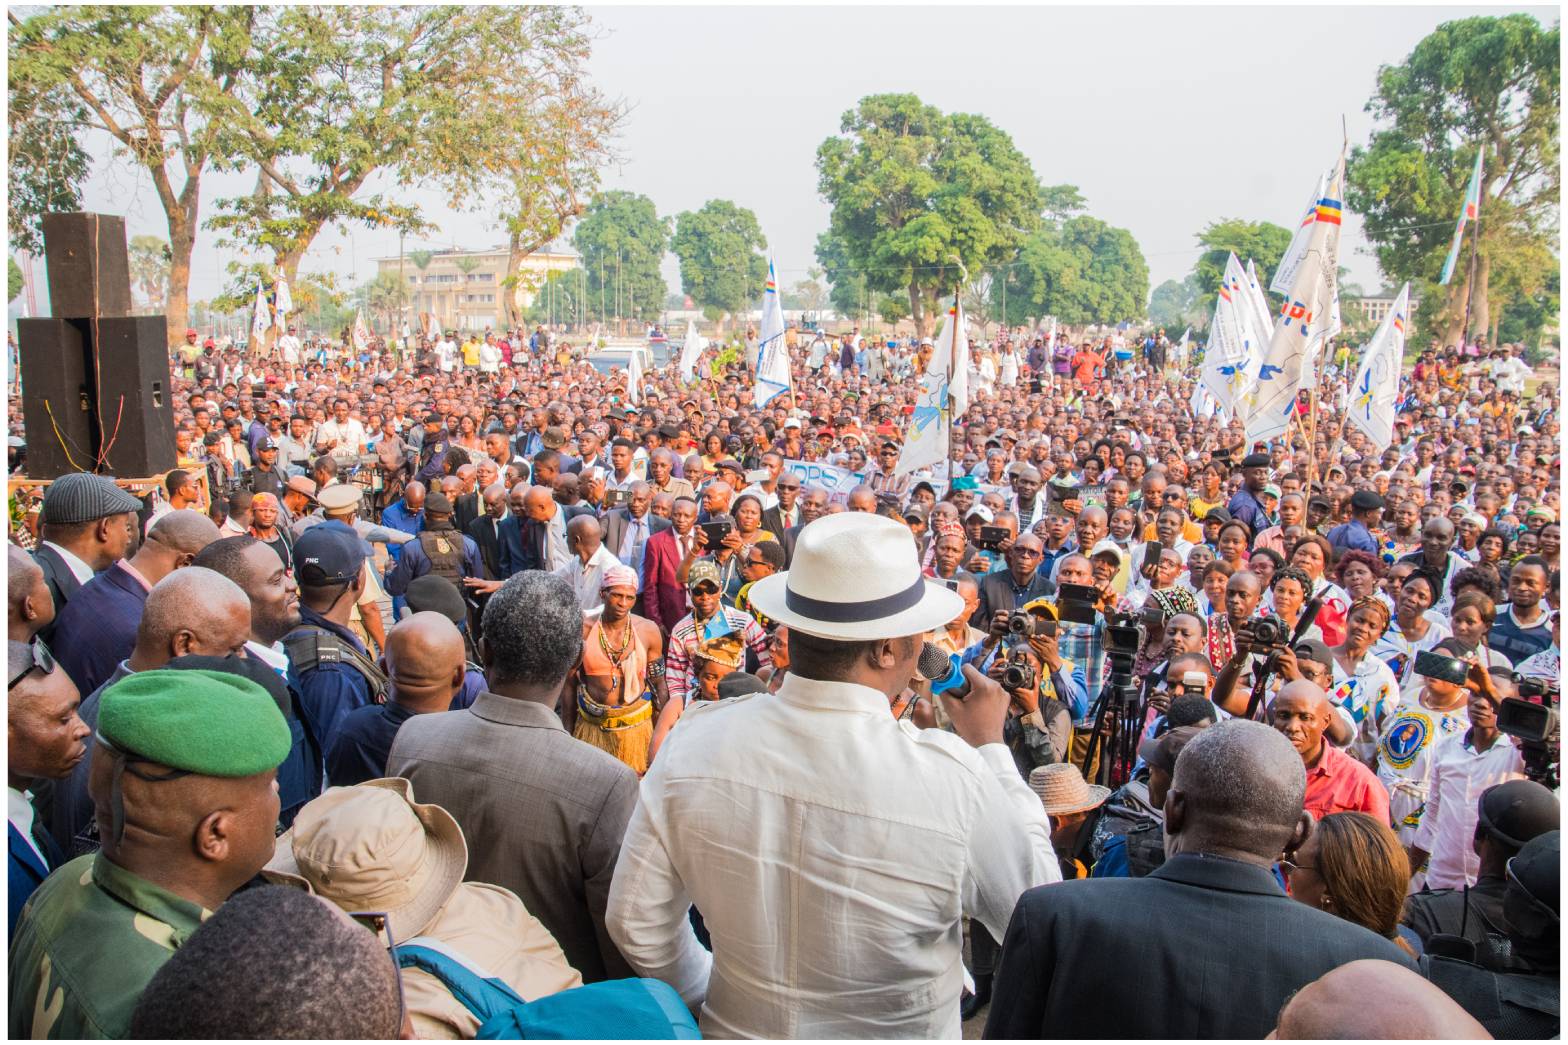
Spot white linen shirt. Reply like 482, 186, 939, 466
1411, 730, 1527, 889
606, 674, 1058, 1040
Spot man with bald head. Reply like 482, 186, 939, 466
467, 482, 511, 582
52, 509, 221, 700
975, 533, 1055, 630
603, 481, 670, 578
42, 567, 253, 855
1271, 679, 1390, 822
1397, 515, 1467, 614
555, 515, 620, 613
984, 720, 1414, 1040
1269, 959, 1490, 1039
517, 483, 594, 573
699, 480, 734, 522
324, 612, 466, 786
8, 546, 54, 644
845, 485, 878, 514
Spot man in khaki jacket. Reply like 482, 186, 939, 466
267, 778, 581, 1039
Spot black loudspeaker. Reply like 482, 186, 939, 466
40, 212, 133, 319
18, 316, 176, 479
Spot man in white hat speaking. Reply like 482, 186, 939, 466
606, 511, 1058, 1038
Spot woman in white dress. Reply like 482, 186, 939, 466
998, 343, 1020, 388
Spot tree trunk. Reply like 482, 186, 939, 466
1489, 303, 1502, 347
503, 229, 523, 329
910, 282, 930, 340
165, 223, 194, 350
1440, 279, 1467, 348
1469, 250, 1491, 347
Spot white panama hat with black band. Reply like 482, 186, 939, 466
745, 511, 965, 642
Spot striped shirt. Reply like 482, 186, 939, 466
666, 607, 772, 707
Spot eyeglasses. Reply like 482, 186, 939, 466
1278, 859, 1316, 879
8, 639, 57, 690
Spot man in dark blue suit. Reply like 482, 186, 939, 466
495, 481, 532, 579
7, 640, 88, 939
511, 485, 594, 574
51, 510, 220, 701
984, 719, 1413, 1041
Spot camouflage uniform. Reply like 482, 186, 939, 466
8, 853, 210, 1038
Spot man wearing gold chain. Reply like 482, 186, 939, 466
564, 564, 668, 774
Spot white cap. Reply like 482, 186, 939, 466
965, 505, 995, 523
1089, 539, 1125, 565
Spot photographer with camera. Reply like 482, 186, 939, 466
1409, 664, 1531, 890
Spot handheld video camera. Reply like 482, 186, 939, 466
1501, 675, 1560, 789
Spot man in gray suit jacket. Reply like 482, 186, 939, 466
387, 571, 639, 982
600, 483, 670, 574
983, 720, 1414, 1040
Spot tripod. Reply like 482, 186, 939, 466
1080, 649, 1146, 788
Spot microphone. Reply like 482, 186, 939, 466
1292, 595, 1324, 644
918, 642, 970, 699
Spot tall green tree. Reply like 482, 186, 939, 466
573, 191, 669, 326
670, 199, 767, 329
206, 7, 615, 344
1148, 276, 1205, 331
9, 6, 257, 346
1347, 14, 1559, 344
992, 216, 1150, 326
7, 258, 23, 303
1190, 218, 1292, 314
128, 235, 171, 312
815, 93, 1043, 337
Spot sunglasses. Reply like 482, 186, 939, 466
8, 639, 57, 690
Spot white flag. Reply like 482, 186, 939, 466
752, 259, 790, 407
251, 283, 271, 341
1346, 283, 1408, 451
274, 276, 292, 333
1173, 325, 1192, 369
626, 345, 643, 406
1198, 255, 1255, 416
1243, 260, 1273, 346
678, 319, 707, 384
1249, 150, 1344, 444
351, 309, 371, 354
1271, 168, 1330, 295
895, 297, 969, 475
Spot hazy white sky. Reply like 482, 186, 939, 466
72, 3, 1555, 309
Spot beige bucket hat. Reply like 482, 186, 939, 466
265, 777, 467, 942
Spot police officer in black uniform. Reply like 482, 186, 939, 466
382, 491, 484, 599
415, 411, 452, 485
243, 438, 290, 500
1403, 780, 1560, 970
1421, 830, 1560, 1039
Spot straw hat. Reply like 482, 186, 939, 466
1028, 763, 1111, 817
265, 777, 467, 942
745, 511, 963, 641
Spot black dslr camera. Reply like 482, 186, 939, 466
999, 647, 1037, 693
1006, 610, 1056, 639
1236, 613, 1291, 654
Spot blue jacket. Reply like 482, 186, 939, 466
382, 530, 483, 596
1327, 519, 1379, 555
379, 499, 424, 562
51, 563, 148, 699
10, 817, 58, 940
287, 607, 378, 755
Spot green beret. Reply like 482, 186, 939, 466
98, 669, 292, 778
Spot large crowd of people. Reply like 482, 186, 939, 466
6, 316, 1560, 1038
